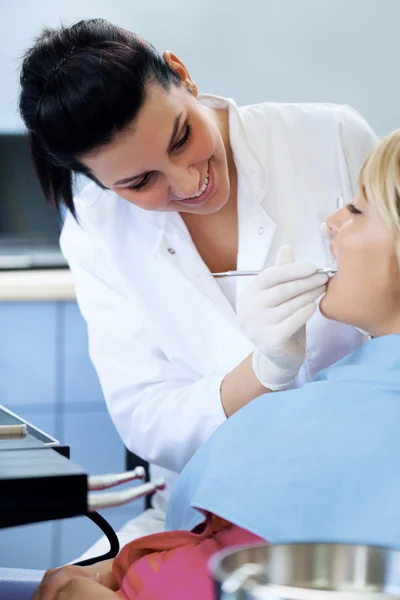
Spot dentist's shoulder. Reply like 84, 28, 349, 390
237, 99, 378, 184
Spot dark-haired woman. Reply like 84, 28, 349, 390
20, 18, 377, 546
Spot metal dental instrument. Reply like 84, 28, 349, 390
211, 266, 337, 278
87, 477, 166, 511
88, 466, 146, 491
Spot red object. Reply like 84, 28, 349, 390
113, 515, 265, 599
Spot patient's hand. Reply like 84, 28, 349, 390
41, 576, 118, 599
32, 561, 118, 600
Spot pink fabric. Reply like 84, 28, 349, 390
113, 516, 265, 599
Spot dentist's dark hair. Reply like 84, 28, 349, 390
19, 18, 181, 217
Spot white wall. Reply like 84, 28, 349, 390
2, 0, 399, 135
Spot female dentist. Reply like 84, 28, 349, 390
19, 18, 377, 546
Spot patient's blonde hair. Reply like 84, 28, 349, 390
360, 129, 400, 263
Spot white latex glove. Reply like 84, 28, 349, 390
238, 245, 328, 391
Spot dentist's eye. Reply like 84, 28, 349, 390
173, 123, 192, 151
128, 173, 153, 191
346, 203, 362, 215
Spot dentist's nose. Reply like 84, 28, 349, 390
170, 166, 200, 199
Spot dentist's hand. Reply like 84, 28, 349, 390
238, 246, 328, 391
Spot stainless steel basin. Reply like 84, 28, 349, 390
210, 543, 400, 599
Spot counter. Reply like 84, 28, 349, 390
0, 269, 75, 301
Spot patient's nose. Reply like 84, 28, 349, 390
326, 207, 348, 236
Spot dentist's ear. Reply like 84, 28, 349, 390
162, 51, 199, 97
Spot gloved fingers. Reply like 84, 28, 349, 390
255, 244, 314, 290
262, 272, 328, 307
275, 245, 295, 265
277, 302, 317, 341
268, 285, 326, 324
255, 261, 319, 290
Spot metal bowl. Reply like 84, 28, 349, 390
210, 543, 400, 600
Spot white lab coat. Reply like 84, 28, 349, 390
61, 95, 378, 541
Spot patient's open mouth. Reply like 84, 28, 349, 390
328, 243, 338, 274
329, 259, 338, 274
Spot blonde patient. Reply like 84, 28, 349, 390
321, 131, 400, 335
33, 131, 400, 600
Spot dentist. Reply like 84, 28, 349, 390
19, 18, 377, 547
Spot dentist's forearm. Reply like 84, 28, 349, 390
220, 353, 272, 417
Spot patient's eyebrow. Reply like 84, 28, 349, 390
360, 183, 369, 203
113, 112, 183, 186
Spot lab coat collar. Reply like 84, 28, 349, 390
198, 94, 268, 203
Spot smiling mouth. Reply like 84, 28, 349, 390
176, 165, 211, 204
187, 169, 209, 199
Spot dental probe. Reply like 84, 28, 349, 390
88, 466, 146, 491
211, 267, 338, 278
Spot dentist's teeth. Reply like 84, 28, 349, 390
188, 173, 209, 199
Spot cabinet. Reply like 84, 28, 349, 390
0, 300, 143, 569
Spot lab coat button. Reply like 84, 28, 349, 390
167, 247, 176, 255
258, 226, 264, 235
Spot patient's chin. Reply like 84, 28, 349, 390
319, 288, 339, 321
318, 273, 347, 321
